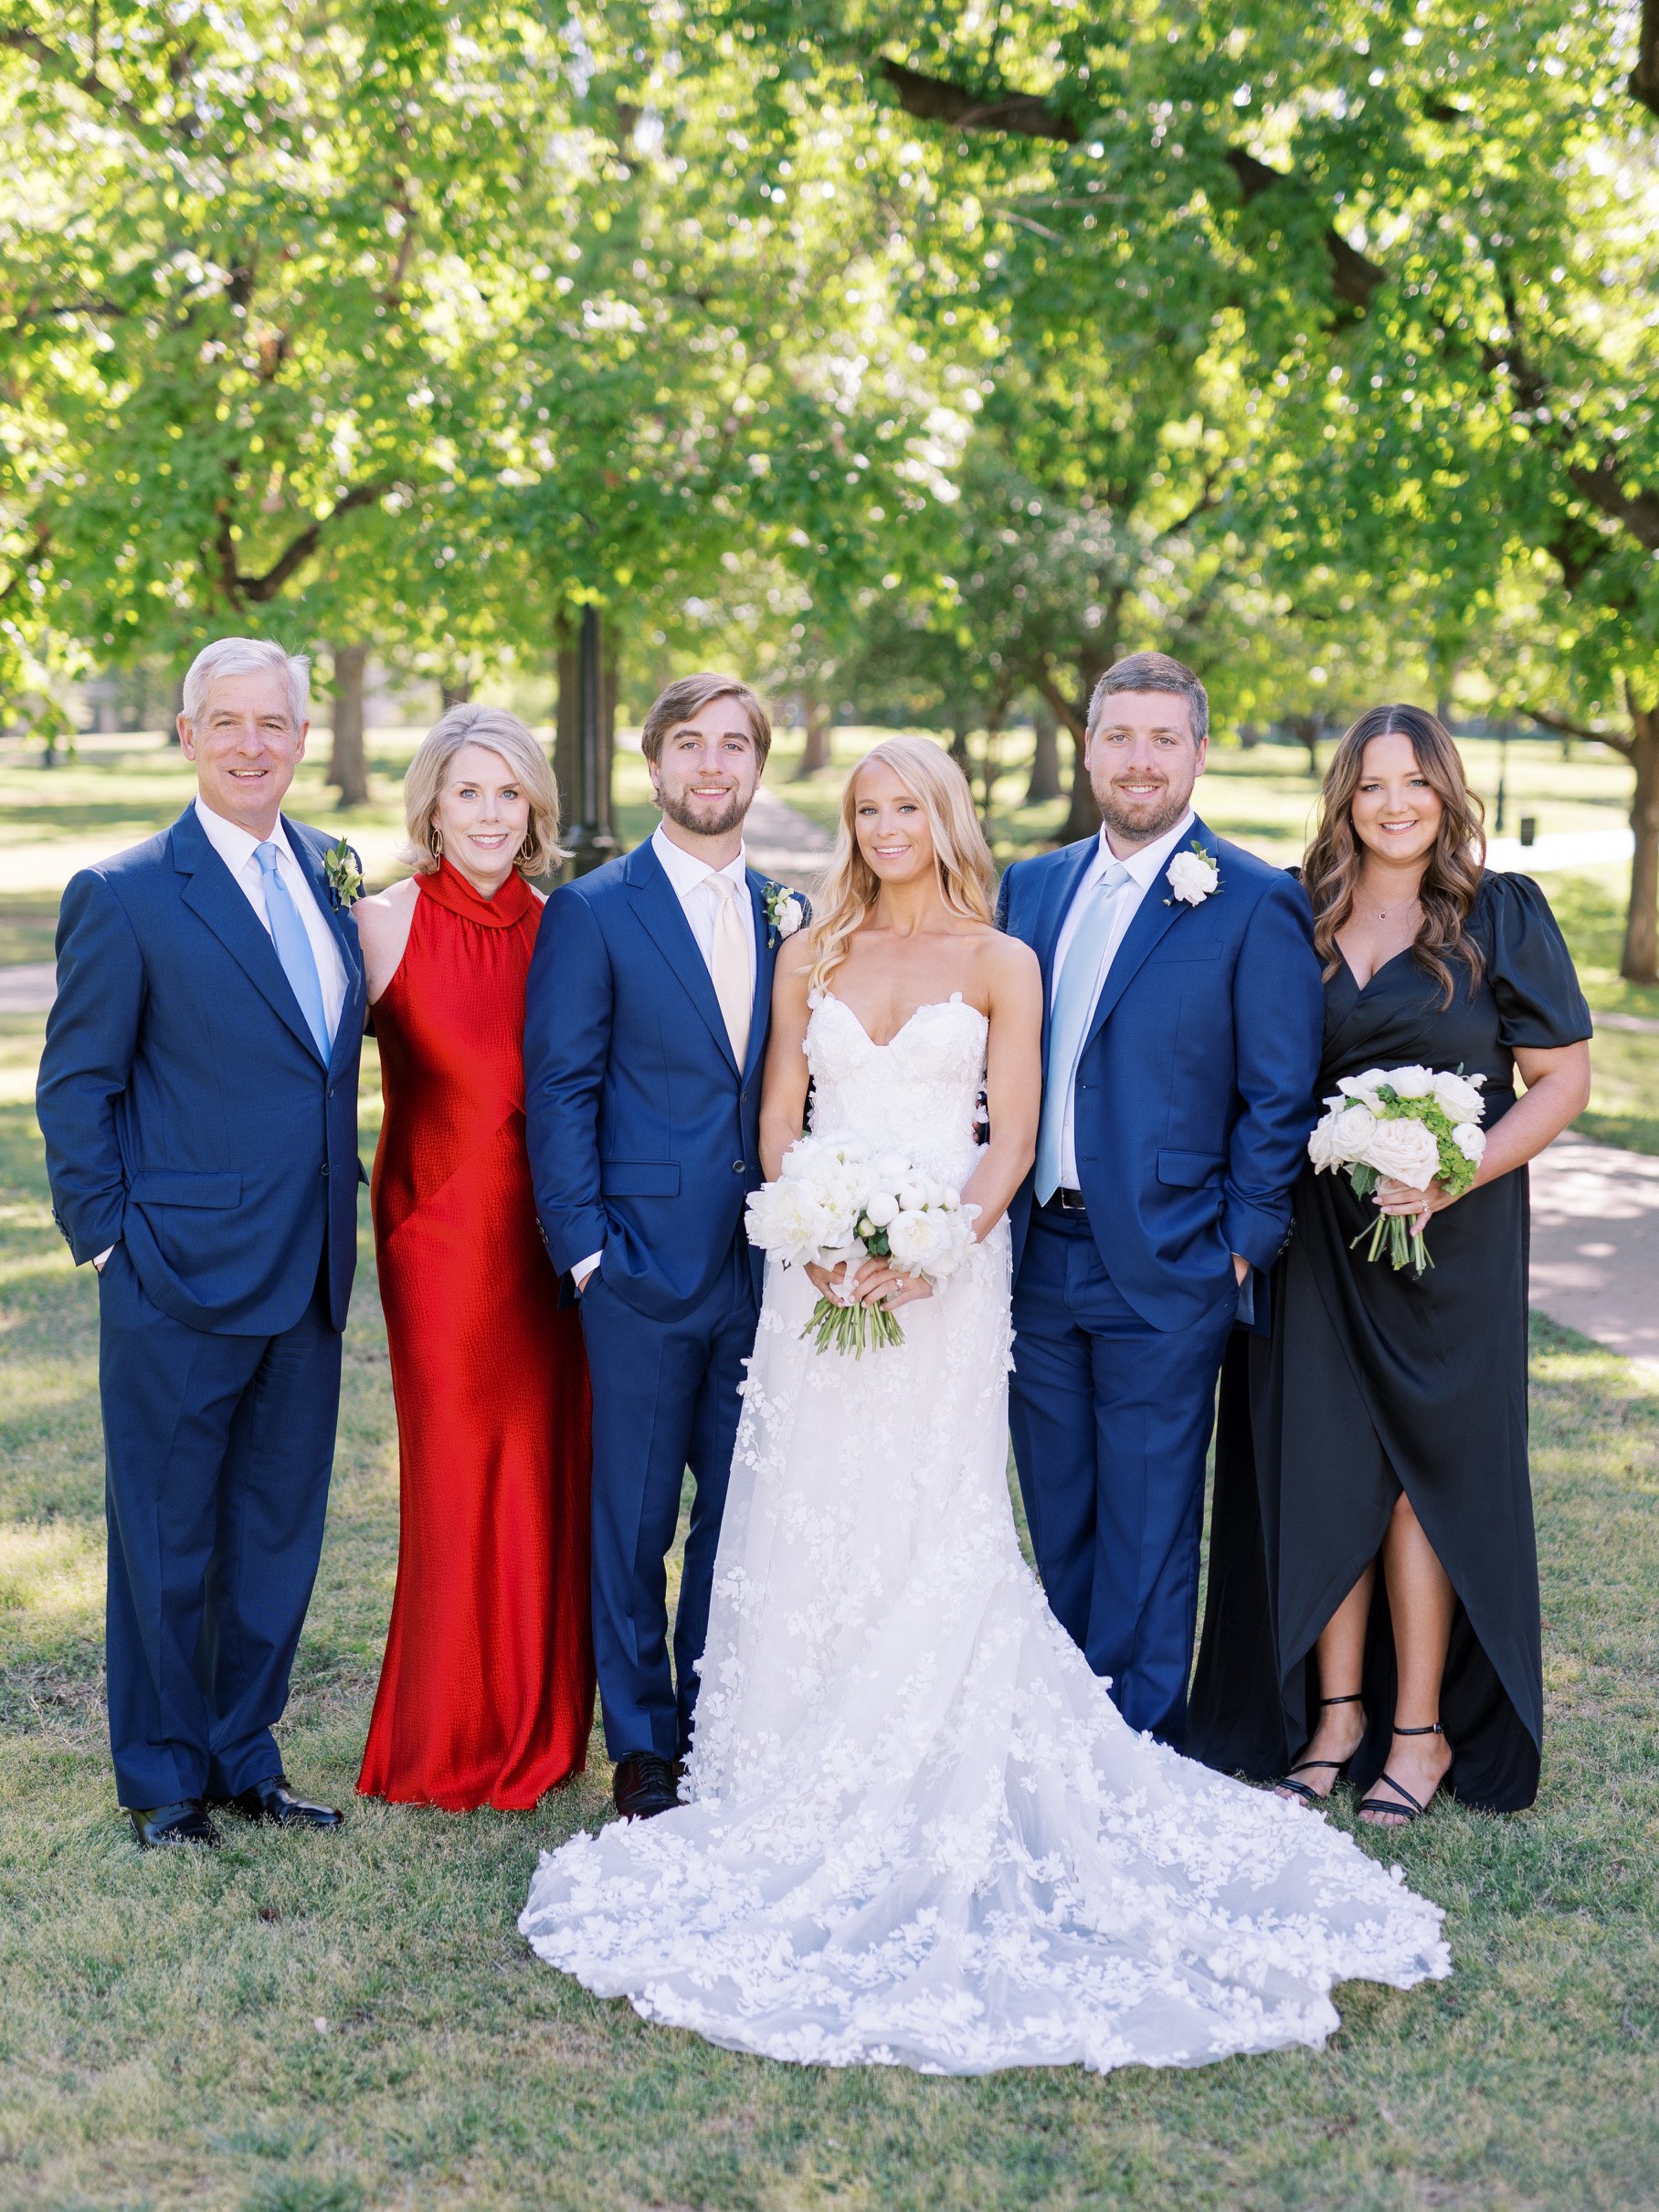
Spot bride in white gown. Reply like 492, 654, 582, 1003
521, 737, 1449, 2074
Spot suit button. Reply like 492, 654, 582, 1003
733, 1159, 745, 1173
321, 1162, 330, 1178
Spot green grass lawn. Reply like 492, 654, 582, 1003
3, 969, 1659, 2206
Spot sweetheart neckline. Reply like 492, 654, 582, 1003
816, 989, 988, 1053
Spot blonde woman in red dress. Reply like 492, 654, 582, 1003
354, 704, 593, 1811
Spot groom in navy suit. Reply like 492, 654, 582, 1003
37, 638, 365, 1847
525, 673, 803, 1821
999, 652, 1322, 1750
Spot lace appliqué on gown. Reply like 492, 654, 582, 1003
520, 993, 1450, 2073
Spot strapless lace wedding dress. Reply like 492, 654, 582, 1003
520, 992, 1450, 2072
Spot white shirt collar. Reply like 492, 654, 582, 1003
651, 820, 748, 899
195, 793, 297, 873
1093, 809, 1197, 890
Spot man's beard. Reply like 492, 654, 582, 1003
1097, 783, 1189, 845
660, 786, 750, 840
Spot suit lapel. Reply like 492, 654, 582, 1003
743, 870, 777, 1088
1080, 815, 1209, 1054
624, 841, 741, 1077
286, 819, 365, 1070
171, 808, 327, 1063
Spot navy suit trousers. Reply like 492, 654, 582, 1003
578, 1233, 757, 1762
99, 1241, 342, 1807
1010, 1207, 1236, 1749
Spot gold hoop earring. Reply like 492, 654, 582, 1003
431, 826, 444, 857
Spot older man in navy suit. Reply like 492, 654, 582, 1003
37, 638, 365, 1848
525, 673, 804, 1823
999, 651, 1323, 1751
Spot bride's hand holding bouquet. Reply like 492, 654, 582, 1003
746, 1130, 977, 1354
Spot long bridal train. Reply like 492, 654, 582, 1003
520, 994, 1449, 2074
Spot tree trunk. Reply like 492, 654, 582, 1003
795, 668, 832, 778
439, 675, 472, 714
1025, 697, 1061, 804
553, 610, 580, 821
329, 644, 370, 806
1623, 697, 1659, 985
978, 711, 1003, 824
599, 615, 619, 834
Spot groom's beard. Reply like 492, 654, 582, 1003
660, 788, 750, 840
1097, 783, 1191, 846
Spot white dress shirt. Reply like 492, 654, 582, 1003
193, 795, 351, 1042
573, 824, 755, 1290
90, 797, 352, 1273
648, 822, 756, 1002
1051, 810, 1195, 1188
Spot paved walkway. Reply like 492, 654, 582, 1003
0, 963, 54, 1013
1487, 826, 1633, 873
742, 785, 834, 887
1527, 1134, 1659, 1373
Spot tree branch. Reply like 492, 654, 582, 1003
873, 55, 1385, 309
0, 520, 50, 605
0, 22, 167, 145
1522, 703, 1633, 757
236, 482, 391, 602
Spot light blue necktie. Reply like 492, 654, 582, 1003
1035, 859, 1133, 1202
254, 841, 331, 1060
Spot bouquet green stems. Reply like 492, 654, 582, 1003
1307, 1064, 1489, 1277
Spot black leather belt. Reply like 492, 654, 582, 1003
1043, 1187, 1088, 1214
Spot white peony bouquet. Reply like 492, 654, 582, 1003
745, 1130, 978, 1355
1306, 1064, 1488, 1274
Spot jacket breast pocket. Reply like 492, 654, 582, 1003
1154, 937, 1224, 963
600, 1160, 681, 1198
1157, 1148, 1225, 1189
129, 1171, 242, 1209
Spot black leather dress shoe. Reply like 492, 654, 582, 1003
612, 1752, 681, 1820
129, 1800, 221, 1851
213, 1774, 344, 1830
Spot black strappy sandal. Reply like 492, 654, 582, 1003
1357, 1722, 1446, 1825
1275, 1693, 1365, 1805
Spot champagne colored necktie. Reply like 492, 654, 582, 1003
1034, 859, 1133, 1201
706, 873, 752, 1066
254, 841, 331, 1060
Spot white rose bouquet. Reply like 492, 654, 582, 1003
745, 1131, 977, 1355
1306, 1064, 1488, 1273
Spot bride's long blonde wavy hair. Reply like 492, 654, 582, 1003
807, 736, 998, 994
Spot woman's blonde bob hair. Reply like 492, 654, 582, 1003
807, 736, 997, 993
401, 703, 565, 876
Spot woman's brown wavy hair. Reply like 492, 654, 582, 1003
1304, 704, 1486, 1009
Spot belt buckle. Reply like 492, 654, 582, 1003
1058, 1186, 1086, 1214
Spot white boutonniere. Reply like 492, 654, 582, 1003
764, 881, 807, 947
323, 838, 364, 909
1165, 840, 1220, 907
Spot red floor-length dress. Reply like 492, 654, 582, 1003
357, 857, 594, 1811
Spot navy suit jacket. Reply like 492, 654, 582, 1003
524, 838, 795, 1323
998, 816, 1323, 1332
36, 805, 365, 1335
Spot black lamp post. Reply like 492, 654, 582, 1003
565, 604, 618, 877
1495, 728, 1509, 835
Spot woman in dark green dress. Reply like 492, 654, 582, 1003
1189, 706, 1591, 1823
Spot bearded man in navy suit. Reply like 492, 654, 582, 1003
998, 651, 1323, 1750
525, 673, 806, 1823
37, 638, 365, 1848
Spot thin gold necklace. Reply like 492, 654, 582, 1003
1365, 888, 1421, 923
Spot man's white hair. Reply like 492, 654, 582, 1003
181, 637, 310, 729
